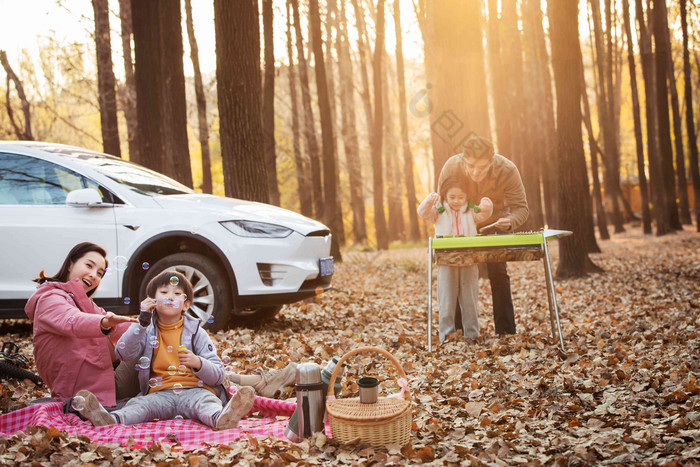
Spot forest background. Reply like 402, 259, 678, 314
1, 0, 700, 272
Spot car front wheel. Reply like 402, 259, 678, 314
139, 253, 231, 332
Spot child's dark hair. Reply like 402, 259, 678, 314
146, 270, 194, 308
439, 173, 468, 202
34, 242, 108, 298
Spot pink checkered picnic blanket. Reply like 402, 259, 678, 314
0, 390, 319, 450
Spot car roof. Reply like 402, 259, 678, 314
0, 141, 118, 161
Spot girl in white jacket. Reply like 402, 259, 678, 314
418, 175, 493, 343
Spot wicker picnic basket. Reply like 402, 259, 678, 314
325, 346, 412, 447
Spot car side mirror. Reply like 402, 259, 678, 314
66, 188, 109, 207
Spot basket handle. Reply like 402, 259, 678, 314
327, 346, 411, 402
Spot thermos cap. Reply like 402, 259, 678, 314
323, 356, 344, 376
296, 362, 321, 384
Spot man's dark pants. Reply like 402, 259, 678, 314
455, 261, 516, 335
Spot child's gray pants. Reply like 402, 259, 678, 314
111, 387, 223, 427
437, 265, 479, 342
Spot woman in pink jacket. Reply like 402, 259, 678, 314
24, 242, 138, 408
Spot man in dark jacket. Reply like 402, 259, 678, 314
435, 135, 529, 335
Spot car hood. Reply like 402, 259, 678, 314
152, 194, 329, 235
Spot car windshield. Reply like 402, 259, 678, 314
40, 146, 195, 196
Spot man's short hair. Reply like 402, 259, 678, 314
462, 135, 495, 160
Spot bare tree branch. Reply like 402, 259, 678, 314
0, 50, 33, 140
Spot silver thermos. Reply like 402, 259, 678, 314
293, 363, 325, 439
285, 358, 344, 442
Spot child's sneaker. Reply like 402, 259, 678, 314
215, 386, 255, 430
75, 390, 116, 426
252, 362, 297, 398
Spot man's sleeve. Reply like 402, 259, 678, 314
503, 164, 529, 231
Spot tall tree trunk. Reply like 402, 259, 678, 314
337, 0, 367, 242
324, 0, 339, 137
286, 0, 313, 217
92, 0, 121, 158
325, 0, 346, 247
394, 0, 420, 241
371, 0, 389, 250
350, 0, 374, 150
0, 51, 33, 140
581, 53, 611, 243
635, 0, 669, 235
549, 0, 602, 278
653, 0, 681, 230
663, 19, 691, 225
506, 0, 544, 230
622, 0, 651, 233
262, 0, 280, 205
523, 0, 558, 228
486, 0, 511, 163
570, 45, 602, 252
590, 0, 625, 232
214, 0, 268, 202
500, 0, 525, 169
184, 0, 212, 194
291, 0, 323, 218
383, 51, 404, 242
681, 0, 700, 232
425, 0, 490, 187
117, 0, 138, 161
131, 0, 163, 171
157, 2, 192, 188
309, 0, 343, 260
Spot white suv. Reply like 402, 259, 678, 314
0, 142, 334, 330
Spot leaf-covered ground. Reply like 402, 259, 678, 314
0, 225, 698, 465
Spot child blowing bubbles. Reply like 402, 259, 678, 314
74, 270, 255, 430
418, 174, 493, 343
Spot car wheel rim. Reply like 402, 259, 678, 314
170, 264, 215, 325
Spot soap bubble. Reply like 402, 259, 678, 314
133, 327, 141, 335
117, 341, 125, 350
174, 414, 184, 425
67, 293, 75, 301
148, 378, 158, 388
167, 345, 174, 353
142, 262, 150, 270
114, 256, 128, 271
149, 336, 159, 348
123, 297, 130, 305
68, 316, 75, 324
140, 305, 147, 312
172, 299, 180, 308
197, 380, 204, 388
178, 365, 187, 375
134, 363, 141, 371
103, 267, 112, 277
156, 376, 163, 386
168, 365, 177, 376
170, 276, 179, 286
222, 356, 230, 365
173, 383, 183, 395
71, 395, 85, 411
138, 356, 150, 369
207, 316, 214, 324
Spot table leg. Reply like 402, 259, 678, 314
428, 237, 433, 352
542, 238, 565, 350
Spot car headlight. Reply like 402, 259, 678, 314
220, 220, 293, 238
